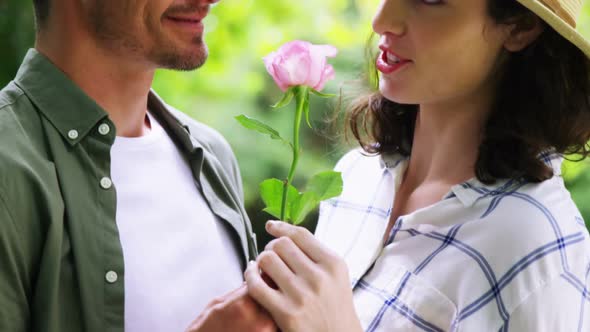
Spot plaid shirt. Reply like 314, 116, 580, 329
316, 149, 590, 331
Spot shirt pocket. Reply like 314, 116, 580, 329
353, 264, 457, 332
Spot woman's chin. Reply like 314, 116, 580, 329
379, 88, 418, 105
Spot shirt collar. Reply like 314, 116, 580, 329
379, 151, 409, 170
450, 151, 564, 207
147, 91, 205, 154
13, 48, 202, 156
14, 49, 108, 146
379, 150, 564, 207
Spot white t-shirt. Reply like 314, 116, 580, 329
110, 113, 244, 332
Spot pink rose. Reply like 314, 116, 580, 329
264, 40, 338, 92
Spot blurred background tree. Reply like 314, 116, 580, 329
2, 0, 590, 247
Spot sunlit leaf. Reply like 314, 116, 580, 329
306, 171, 343, 200
235, 115, 290, 145
290, 191, 320, 225
260, 178, 298, 221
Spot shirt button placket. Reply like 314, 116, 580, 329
68, 129, 79, 140
100, 177, 113, 190
105, 271, 118, 284
98, 123, 111, 136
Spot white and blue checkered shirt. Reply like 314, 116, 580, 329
316, 149, 590, 331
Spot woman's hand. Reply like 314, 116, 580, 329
245, 220, 363, 332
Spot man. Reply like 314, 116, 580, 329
0, 0, 275, 331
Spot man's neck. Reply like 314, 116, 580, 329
35, 31, 155, 138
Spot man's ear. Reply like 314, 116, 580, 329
503, 14, 545, 52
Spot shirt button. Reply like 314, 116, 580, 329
98, 123, 111, 136
100, 177, 113, 189
105, 271, 118, 284
68, 129, 79, 140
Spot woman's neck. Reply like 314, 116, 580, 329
403, 96, 492, 192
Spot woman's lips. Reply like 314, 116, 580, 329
376, 46, 412, 75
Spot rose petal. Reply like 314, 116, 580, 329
271, 62, 290, 91
306, 45, 328, 89
305, 44, 337, 89
276, 41, 314, 86
270, 53, 304, 91
314, 64, 335, 91
264, 41, 338, 91
263, 52, 277, 73
316, 44, 338, 58
279, 52, 311, 87
280, 40, 312, 55
263, 52, 280, 83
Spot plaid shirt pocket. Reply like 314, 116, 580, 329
354, 264, 457, 332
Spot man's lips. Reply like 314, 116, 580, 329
166, 16, 203, 23
165, 15, 205, 32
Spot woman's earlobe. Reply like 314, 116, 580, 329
504, 16, 545, 52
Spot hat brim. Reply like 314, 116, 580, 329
516, 0, 590, 59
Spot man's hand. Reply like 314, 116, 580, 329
186, 284, 277, 332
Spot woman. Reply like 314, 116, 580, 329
245, 0, 590, 331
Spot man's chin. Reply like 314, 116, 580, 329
154, 43, 209, 71
168, 56, 207, 71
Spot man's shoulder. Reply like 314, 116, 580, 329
0, 81, 55, 191
0, 81, 39, 156
0, 81, 26, 109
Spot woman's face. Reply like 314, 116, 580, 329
373, 0, 510, 106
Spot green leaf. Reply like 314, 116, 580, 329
290, 191, 320, 225
260, 178, 299, 221
272, 88, 295, 109
311, 89, 337, 98
306, 171, 343, 201
235, 115, 289, 145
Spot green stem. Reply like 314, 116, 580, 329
280, 86, 308, 221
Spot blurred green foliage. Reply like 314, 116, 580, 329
1, 0, 589, 245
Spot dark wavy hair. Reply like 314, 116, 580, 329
32, 0, 50, 29
345, 0, 590, 184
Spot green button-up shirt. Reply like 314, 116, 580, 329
0, 49, 257, 332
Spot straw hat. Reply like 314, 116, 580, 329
516, 0, 590, 57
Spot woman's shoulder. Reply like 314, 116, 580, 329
334, 148, 407, 175
333, 148, 370, 172
456, 175, 589, 269
439, 176, 590, 322
466, 175, 587, 241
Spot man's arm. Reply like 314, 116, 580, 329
0, 192, 29, 331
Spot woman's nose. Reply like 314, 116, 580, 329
372, 0, 408, 36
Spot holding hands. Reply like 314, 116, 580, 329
245, 220, 363, 332
185, 284, 276, 332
